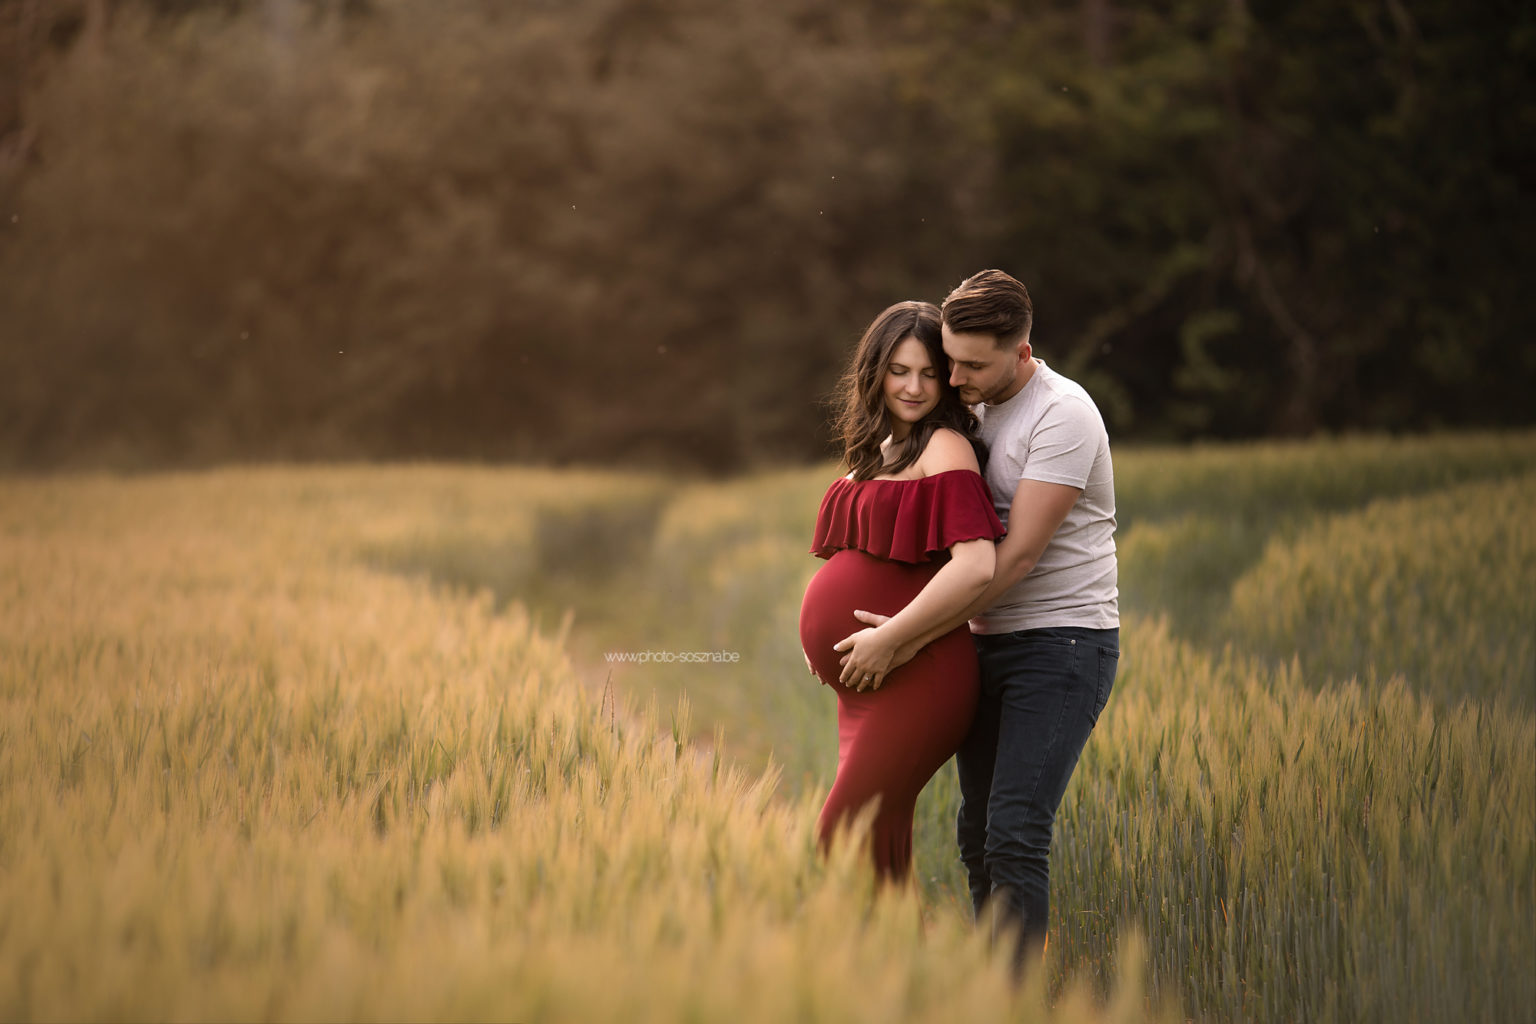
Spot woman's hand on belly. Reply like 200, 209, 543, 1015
833, 610, 930, 691
832, 618, 904, 691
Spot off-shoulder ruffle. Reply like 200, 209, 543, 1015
809, 469, 1006, 564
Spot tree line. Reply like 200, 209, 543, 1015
1, 0, 1530, 471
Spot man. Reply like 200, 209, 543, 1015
849, 268, 1119, 974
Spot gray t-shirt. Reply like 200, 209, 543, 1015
973, 358, 1119, 632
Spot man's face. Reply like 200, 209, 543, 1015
943, 325, 1030, 406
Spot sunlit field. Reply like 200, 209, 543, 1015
3, 432, 1533, 1021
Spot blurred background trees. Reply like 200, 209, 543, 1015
1, 0, 1531, 470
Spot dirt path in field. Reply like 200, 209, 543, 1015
560, 632, 729, 776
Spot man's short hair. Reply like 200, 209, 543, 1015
941, 269, 1033, 346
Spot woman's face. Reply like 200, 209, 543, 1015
882, 336, 941, 438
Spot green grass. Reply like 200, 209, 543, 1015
1226, 471, 1536, 707
1057, 621, 1533, 1022
0, 466, 1142, 1023
4, 430, 1533, 1022
475, 430, 1536, 1020
1114, 430, 1536, 651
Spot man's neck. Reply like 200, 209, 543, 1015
988, 357, 1038, 406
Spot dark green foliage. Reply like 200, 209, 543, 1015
0, 0, 1530, 470
910, 0, 1535, 438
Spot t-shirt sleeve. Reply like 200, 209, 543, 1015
1021, 395, 1102, 490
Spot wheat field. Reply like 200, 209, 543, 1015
3, 432, 1534, 1021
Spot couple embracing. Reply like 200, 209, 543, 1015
798, 269, 1120, 974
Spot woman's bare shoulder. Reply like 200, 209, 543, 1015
918, 427, 981, 475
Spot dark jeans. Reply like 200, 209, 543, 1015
956, 625, 1119, 975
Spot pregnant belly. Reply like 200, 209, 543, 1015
798, 549, 938, 685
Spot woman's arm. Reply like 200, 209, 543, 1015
832, 535, 994, 690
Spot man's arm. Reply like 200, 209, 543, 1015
832, 535, 994, 690
852, 477, 1081, 660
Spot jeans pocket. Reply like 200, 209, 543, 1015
1090, 646, 1119, 724
1010, 634, 1081, 690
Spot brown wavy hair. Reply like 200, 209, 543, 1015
831, 300, 986, 481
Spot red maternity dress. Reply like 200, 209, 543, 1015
799, 469, 1005, 881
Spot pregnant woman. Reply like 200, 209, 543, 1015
799, 300, 1005, 882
